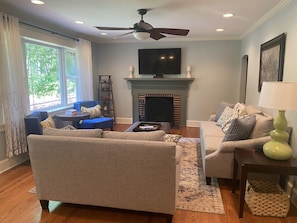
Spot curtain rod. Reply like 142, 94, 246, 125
19, 21, 79, 42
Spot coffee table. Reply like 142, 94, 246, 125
126, 121, 171, 133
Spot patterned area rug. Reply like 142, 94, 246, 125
176, 138, 225, 214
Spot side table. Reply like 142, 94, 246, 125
232, 148, 297, 218
55, 112, 90, 128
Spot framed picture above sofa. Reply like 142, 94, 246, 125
258, 33, 286, 92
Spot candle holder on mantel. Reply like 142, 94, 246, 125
129, 66, 134, 78
186, 65, 192, 78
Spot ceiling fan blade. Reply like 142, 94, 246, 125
153, 28, 190, 36
113, 31, 134, 39
96, 26, 133, 31
148, 29, 166, 40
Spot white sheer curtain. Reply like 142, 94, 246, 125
0, 13, 29, 157
77, 38, 94, 100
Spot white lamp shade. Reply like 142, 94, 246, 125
133, 32, 150, 40
186, 66, 191, 72
129, 66, 134, 72
259, 81, 297, 110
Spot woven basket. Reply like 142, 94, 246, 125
245, 180, 290, 217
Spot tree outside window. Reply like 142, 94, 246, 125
24, 41, 78, 110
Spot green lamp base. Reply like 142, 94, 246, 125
263, 141, 292, 160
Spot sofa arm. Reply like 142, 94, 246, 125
218, 136, 271, 153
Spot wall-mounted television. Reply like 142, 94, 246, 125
138, 48, 181, 76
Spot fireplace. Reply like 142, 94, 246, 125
138, 94, 180, 126
125, 78, 194, 126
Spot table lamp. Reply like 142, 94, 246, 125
258, 81, 297, 160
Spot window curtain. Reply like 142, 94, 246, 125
0, 13, 29, 157
77, 38, 94, 100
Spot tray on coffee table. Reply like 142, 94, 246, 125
133, 122, 161, 132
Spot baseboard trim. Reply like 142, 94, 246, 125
186, 120, 200, 127
0, 153, 30, 174
115, 117, 133, 125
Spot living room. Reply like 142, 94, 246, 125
1, 0, 297, 222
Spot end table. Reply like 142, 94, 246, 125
232, 148, 297, 218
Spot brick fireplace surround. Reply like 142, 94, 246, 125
125, 78, 194, 126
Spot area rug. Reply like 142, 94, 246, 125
176, 138, 225, 214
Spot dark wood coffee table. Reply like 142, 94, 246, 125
125, 121, 171, 133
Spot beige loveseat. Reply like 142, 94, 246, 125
28, 128, 182, 221
200, 102, 274, 185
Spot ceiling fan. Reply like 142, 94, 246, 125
95, 9, 190, 40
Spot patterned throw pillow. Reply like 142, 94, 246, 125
216, 106, 235, 127
40, 116, 56, 129
214, 101, 235, 121
163, 134, 182, 143
81, 105, 101, 118
222, 115, 256, 142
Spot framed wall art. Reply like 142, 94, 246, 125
258, 33, 286, 91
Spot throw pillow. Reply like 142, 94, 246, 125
40, 116, 56, 129
43, 127, 103, 138
249, 113, 274, 139
222, 115, 256, 142
233, 102, 247, 117
163, 134, 182, 143
216, 106, 235, 127
61, 125, 76, 130
81, 105, 101, 118
102, 130, 166, 141
214, 101, 235, 121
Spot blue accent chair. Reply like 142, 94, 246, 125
73, 100, 114, 130
24, 111, 49, 135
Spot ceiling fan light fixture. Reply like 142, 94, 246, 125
133, 32, 150, 40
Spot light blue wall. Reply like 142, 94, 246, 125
241, 0, 297, 157
92, 40, 241, 123
241, 0, 297, 205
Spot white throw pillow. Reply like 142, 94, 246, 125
216, 106, 235, 127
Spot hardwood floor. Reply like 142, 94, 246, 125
1, 124, 297, 223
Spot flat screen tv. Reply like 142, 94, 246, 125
138, 48, 181, 76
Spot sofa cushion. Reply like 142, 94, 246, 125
214, 101, 235, 121
102, 130, 166, 141
249, 113, 274, 139
246, 105, 264, 115
200, 121, 225, 138
223, 115, 256, 142
81, 105, 101, 118
43, 127, 103, 138
202, 136, 223, 155
40, 116, 56, 129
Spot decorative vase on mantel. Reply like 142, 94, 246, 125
129, 66, 134, 78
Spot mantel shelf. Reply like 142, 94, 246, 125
124, 78, 194, 83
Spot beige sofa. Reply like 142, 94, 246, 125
200, 102, 274, 185
27, 128, 182, 221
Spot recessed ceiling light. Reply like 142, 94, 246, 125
223, 13, 234, 18
216, 28, 224, 32
31, 0, 45, 5
75, 21, 84, 24
101, 33, 107, 36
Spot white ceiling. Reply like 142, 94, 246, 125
0, 0, 290, 42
